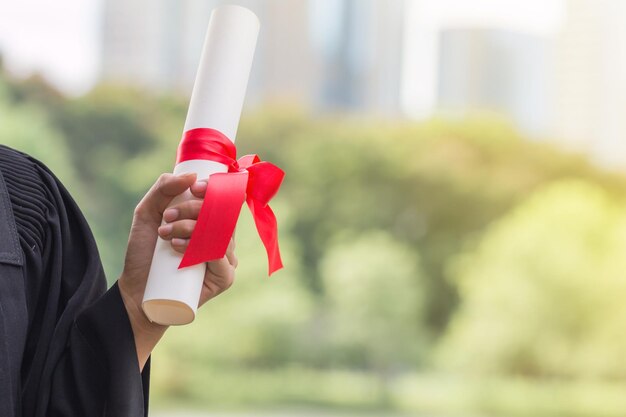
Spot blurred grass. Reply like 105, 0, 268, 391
152, 412, 416, 417
394, 374, 626, 417
152, 368, 626, 416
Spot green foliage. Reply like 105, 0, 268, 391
320, 231, 426, 370
0, 81, 77, 190
439, 180, 626, 378
238, 110, 626, 334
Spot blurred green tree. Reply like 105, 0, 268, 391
239, 111, 626, 336
320, 231, 426, 402
438, 180, 626, 378
0, 81, 77, 189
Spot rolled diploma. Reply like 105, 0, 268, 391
142, 5, 260, 326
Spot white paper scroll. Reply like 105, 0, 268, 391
142, 5, 260, 325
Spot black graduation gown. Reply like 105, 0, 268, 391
0, 145, 150, 416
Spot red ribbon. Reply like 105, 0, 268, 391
176, 128, 284, 275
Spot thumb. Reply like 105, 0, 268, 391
134, 173, 197, 224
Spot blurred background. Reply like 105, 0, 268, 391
2, 0, 626, 416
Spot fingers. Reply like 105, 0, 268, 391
163, 199, 203, 222
160, 200, 238, 261
170, 238, 189, 254
199, 256, 236, 306
159, 198, 204, 253
140, 175, 239, 264
134, 173, 197, 223
158, 219, 196, 240
207, 256, 235, 280
187, 236, 238, 306
190, 180, 208, 199
204, 239, 237, 296
225, 238, 238, 268
163, 235, 237, 261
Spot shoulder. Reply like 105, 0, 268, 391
0, 144, 48, 183
0, 145, 54, 252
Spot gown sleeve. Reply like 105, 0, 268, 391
47, 283, 150, 416
0, 145, 150, 417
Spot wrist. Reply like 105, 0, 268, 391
118, 276, 168, 370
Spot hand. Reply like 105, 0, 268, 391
157, 187, 238, 308
118, 173, 238, 370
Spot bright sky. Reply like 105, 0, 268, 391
401, 0, 565, 117
417, 0, 565, 34
0, 0, 564, 96
0, 0, 101, 94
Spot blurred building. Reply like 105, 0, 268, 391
246, 0, 315, 107
552, 0, 626, 166
437, 28, 552, 136
401, 0, 626, 167
100, 0, 407, 114
308, 0, 405, 113
101, 0, 241, 91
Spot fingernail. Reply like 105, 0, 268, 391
172, 238, 187, 246
178, 172, 196, 178
158, 224, 173, 236
194, 181, 208, 190
163, 208, 178, 222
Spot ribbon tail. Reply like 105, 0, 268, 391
247, 197, 284, 275
179, 171, 248, 269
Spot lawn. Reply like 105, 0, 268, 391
151, 368, 626, 417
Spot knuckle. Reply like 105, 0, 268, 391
176, 200, 201, 218
225, 271, 235, 288
186, 199, 202, 213
133, 201, 146, 217
157, 173, 173, 187
183, 220, 196, 234
178, 200, 190, 211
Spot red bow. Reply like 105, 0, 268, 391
176, 128, 284, 275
